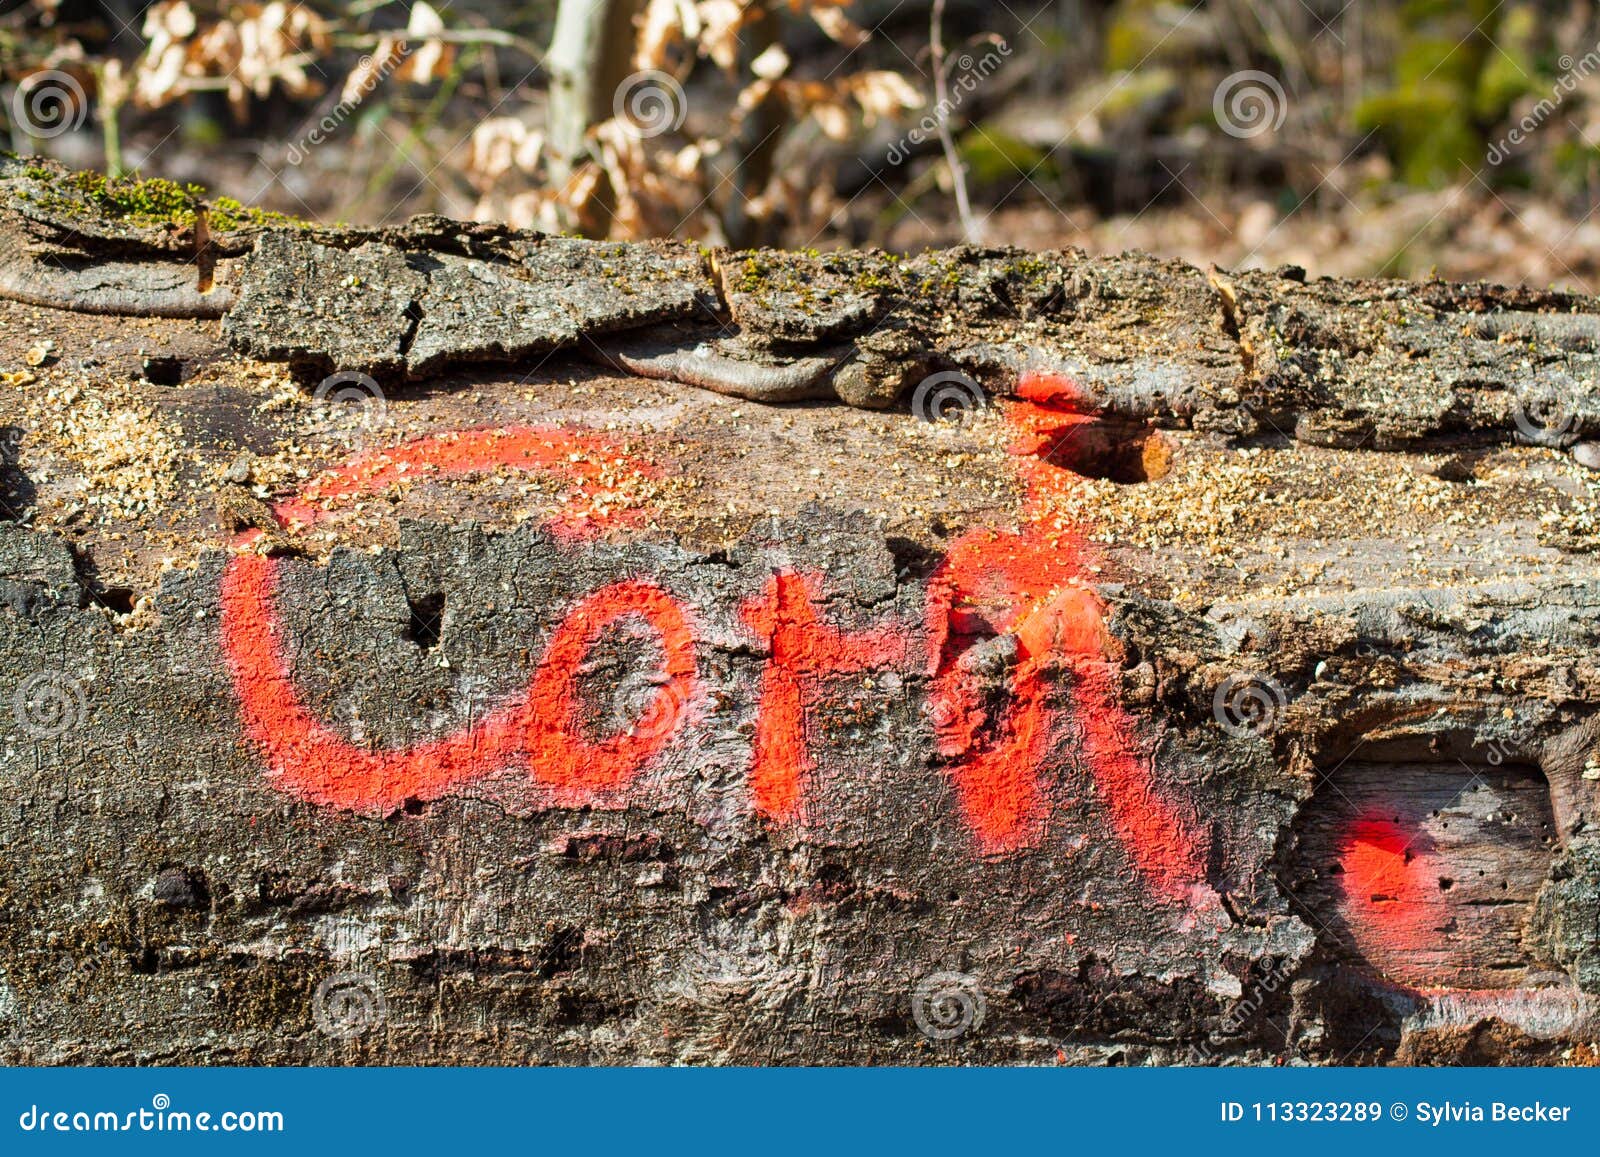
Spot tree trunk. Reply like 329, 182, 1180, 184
546, 0, 647, 235
4, 158, 1600, 1065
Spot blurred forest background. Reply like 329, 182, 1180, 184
5, 0, 1600, 287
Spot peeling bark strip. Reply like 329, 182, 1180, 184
8, 155, 1600, 445
7, 161, 1600, 1066
0, 258, 235, 319
211, 226, 1600, 440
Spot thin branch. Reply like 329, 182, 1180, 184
332, 29, 546, 64
930, 0, 979, 244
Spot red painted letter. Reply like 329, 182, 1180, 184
526, 579, 698, 803
740, 570, 914, 824
222, 562, 697, 811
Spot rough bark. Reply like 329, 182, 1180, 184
4, 159, 1600, 1066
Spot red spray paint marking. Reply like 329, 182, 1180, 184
524, 580, 696, 802
740, 570, 915, 822
927, 371, 1208, 896
924, 532, 1083, 853
1332, 811, 1445, 987
270, 425, 656, 541
218, 408, 1204, 891
1338, 813, 1424, 926
219, 426, 696, 811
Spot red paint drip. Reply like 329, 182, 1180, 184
740, 570, 915, 823
928, 371, 1207, 896
219, 426, 695, 811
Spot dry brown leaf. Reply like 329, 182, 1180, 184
145, 0, 196, 39
736, 76, 777, 112
749, 43, 790, 80
663, 140, 710, 180
135, 0, 333, 116
811, 100, 852, 141
695, 0, 750, 73
848, 69, 923, 122
340, 37, 404, 105
133, 0, 196, 108
810, 5, 867, 47
392, 1, 455, 86
636, 0, 699, 71
468, 117, 543, 186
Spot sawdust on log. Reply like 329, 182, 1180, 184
9, 374, 186, 521
6, 291, 1600, 616
1029, 434, 1600, 604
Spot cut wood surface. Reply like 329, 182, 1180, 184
3, 160, 1600, 1065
